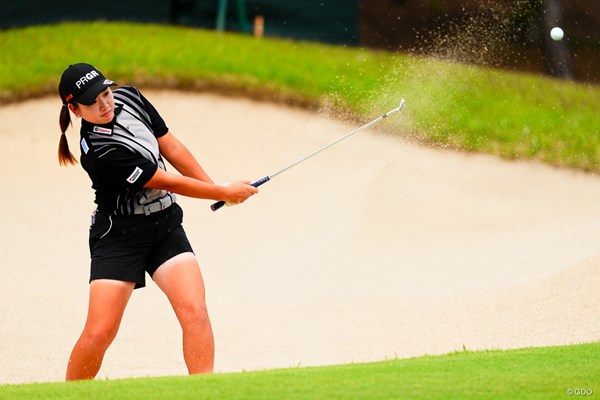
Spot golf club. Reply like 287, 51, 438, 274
211, 99, 407, 211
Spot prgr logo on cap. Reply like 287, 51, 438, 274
76, 70, 100, 89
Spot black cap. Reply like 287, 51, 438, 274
59, 63, 117, 105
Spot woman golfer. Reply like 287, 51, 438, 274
58, 63, 258, 381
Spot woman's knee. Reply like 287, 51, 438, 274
80, 324, 119, 350
176, 299, 210, 327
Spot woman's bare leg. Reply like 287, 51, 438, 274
66, 279, 135, 381
153, 252, 215, 374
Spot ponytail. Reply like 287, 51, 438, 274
58, 104, 77, 166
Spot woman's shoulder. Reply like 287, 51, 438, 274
113, 85, 142, 99
113, 85, 147, 110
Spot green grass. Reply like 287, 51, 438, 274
1, 22, 599, 171
1, 342, 598, 399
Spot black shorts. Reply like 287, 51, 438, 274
89, 203, 194, 289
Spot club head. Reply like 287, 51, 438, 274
399, 99, 406, 112
383, 99, 406, 117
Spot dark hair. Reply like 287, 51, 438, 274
58, 104, 77, 166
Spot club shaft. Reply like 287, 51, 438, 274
271, 104, 402, 179
211, 99, 405, 212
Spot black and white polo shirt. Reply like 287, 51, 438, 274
79, 86, 172, 216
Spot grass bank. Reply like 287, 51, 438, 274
0, 22, 599, 170
1, 342, 598, 399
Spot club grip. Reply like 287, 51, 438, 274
210, 200, 227, 212
251, 176, 271, 187
210, 176, 270, 212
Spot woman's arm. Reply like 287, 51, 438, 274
145, 168, 258, 204
157, 131, 214, 183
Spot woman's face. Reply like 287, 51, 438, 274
70, 88, 115, 124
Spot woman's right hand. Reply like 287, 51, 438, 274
222, 181, 259, 205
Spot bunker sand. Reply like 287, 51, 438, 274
1, 92, 599, 383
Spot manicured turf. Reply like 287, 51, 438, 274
1, 342, 598, 399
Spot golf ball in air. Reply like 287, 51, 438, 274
550, 27, 564, 41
